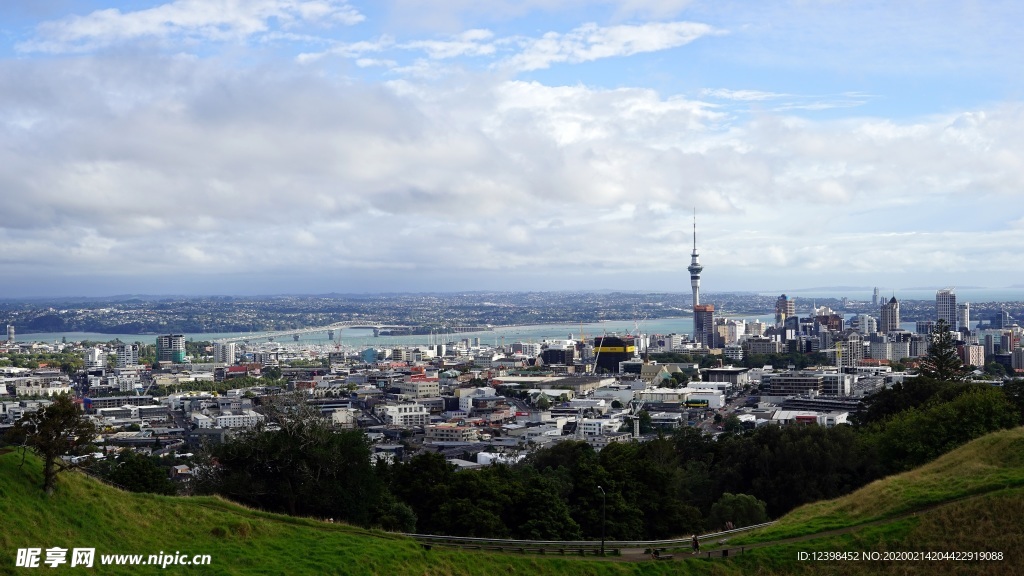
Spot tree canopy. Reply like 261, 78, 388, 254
5, 394, 96, 494
919, 319, 967, 382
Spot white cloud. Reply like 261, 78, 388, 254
18, 0, 364, 53
401, 29, 496, 59
297, 37, 393, 63
3, 52, 1024, 293
501, 21, 722, 71
702, 88, 788, 101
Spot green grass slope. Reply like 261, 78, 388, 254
707, 426, 1024, 575
0, 449, 687, 576
3, 426, 1024, 575
732, 426, 1024, 544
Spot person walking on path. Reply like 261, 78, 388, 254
692, 534, 700, 554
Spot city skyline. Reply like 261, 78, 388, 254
2, 1, 1024, 297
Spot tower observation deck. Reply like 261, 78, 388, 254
687, 213, 702, 307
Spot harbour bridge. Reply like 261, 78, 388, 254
211, 321, 414, 344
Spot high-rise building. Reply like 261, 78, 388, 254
936, 289, 957, 331
156, 334, 186, 364
694, 304, 716, 347
775, 295, 795, 326
958, 303, 971, 332
593, 336, 635, 373
880, 296, 900, 333
213, 342, 237, 364
687, 212, 703, 308
833, 331, 863, 369
84, 347, 105, 370
852, 314, 878, 335
6, 325, 13, 342
872, 287, 880, 307
116, 344, 139, 368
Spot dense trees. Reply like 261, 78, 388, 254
708, 493, 768, 530
92, 451, 177, 495
189, 376, 1022, 541
196, 398, 392, 527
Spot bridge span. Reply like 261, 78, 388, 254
212, 321, 413, 344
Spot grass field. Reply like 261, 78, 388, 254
2, 427, 1024, 575
729, 426, 1024, 544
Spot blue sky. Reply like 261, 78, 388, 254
2, 1, 1024, 297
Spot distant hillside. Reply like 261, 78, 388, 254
2, 427, 1024, 575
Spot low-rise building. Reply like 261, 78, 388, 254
425, 423, 479, 443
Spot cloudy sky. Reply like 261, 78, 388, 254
2, 1, 1024, 297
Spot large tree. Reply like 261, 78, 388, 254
5, 394, 96, 494
197, 394, 386, 527
920, 319, 967, 382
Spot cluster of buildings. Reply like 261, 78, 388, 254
2, 223, 1023, 472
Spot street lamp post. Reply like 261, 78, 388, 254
597, 485, 606, 556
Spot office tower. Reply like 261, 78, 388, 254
593, 336, 635, 373
880, 296, 900, 333
156, 334, 186, 364
958, 303, 971, 332
694, 304, 715, 347
6, 325, 13, 342
936, 289, 957, 331
872, 287, 879, 307
775, 294, 795, 326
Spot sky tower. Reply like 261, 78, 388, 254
687, 211, 702, 307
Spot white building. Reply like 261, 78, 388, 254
377, 403, 430, 427
687, 390, 725, 409
15, 380, 73, 397
116, 344, 139, 368
214, 410, 262, 429
937, 289, 958, 330
579, 418, 620, 436
84, 347, 105, 370
213, 342, 237, 364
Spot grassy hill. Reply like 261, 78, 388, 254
3, 427, 1024, 575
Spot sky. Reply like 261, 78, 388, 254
2, 0, 1024, 298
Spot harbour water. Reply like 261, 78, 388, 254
15, 314, 777, 349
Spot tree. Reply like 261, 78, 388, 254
96, 451, 177, 495
919, 319, 967, 382
535, 394, 551, 410
708, 493, 768, 529
5, 394, 97, 494
198, 395, 384, 526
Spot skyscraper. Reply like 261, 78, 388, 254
880, 296, 900, 333
775, 294, 795, 326
958, 303, 971, 332
694, 304, 715, 348
936, 289, 957, 331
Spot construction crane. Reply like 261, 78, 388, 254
819, 341, 844, 369
626, 398, 646, 439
